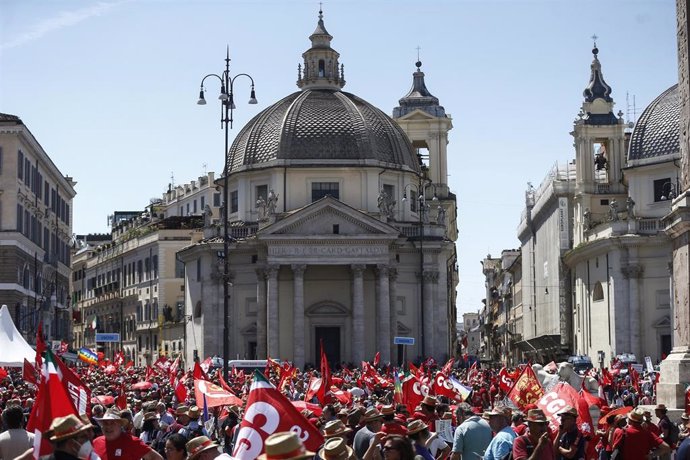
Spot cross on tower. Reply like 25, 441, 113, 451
416, 45, 421, 61
591, 34, 598, 46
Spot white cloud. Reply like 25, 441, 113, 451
0, 1, 129, 51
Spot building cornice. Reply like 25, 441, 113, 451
563, 232, 669, 266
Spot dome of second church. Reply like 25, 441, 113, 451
628, 84, 679, 161
226, 10, 420, 174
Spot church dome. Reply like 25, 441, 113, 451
628, 84, 679, 161
226, 89, 420, 172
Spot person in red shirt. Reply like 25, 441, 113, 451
412, 396, 440, 432
93, 408, 163, 460
512, 409, 555, 460
611, 408, 670, 460
512, 412, 528, 436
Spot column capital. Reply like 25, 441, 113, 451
376, 264, 390, 277
291, 264, 306, 276
351, 264, 366, 275
266, 265, 279, 277
388, 267, 398, 281
621, 264, 643, 279
423, 270, 439, 283
255, 267, 268, 280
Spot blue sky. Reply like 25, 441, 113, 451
0, 0, 678, 317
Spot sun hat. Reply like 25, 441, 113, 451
94, 408, 128, 425
525, 409, 549, 424
362, 407, 384, 423
380, 404, 396, 416
187, 406, 201, 419
318, 437, 355, 460
407, 419, 428, 435
48, 415, 93, 442
486, 406, 512, 419
175, 405, 190, 416
628, 408, 645, 423
421, 396, 438, 407
322, 420, 352, 438
556, 406, 578, 418
143, 412, 159, 421
655, 404, 668, 413
258, 432, 315, 460
186, 436, 220, 460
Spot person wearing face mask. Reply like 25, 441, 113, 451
43, 414, 101, 460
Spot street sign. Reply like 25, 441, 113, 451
95, 333, 120, 343
394, 336, 415, 346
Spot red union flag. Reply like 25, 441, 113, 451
498, 367, 515, 393
432, 372, 462, 401
402, 373, 428, 414
537, 382, 595, 438
233, 371, 323, 459
506, 365, 544, 410
194, 379, 243, 408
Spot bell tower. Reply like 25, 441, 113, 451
393, 60, 453, 198
571, 41, 626, 245
296, 8, 345, 91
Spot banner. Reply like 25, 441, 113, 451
536, 382, 594, 437
498, 367, 515, 393
233, 371, 323, 459
506, 365, 544, 410
194, 379, 243, 408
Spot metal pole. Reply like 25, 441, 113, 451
419, 177, 425, 359
223, 55, 230, 384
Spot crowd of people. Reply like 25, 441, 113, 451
0, 358, 689, 460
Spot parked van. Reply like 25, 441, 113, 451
567, 355, 593, 375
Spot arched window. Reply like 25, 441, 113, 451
593, 281, 604, 301
318, 60, 325, 77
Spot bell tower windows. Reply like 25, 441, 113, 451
319, 60, 325, 77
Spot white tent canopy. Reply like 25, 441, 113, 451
0, 304, 36, 367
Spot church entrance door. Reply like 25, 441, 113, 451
315, 326, 340, 368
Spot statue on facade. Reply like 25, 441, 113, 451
583, 208, 592, 229
266, 189, 279, 216
421, 202, 430, 224
203, 204, 213, 228
436, 205, 446, 226
608, 199, 619, 221
256, 196, 267, 220
377, 189, 396, 221
626, 197, 636, 219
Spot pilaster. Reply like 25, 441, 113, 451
255, 268, 267, 359
266, 265, 280, 358
376, 264, 391, 364
351, 264, 365, 365
292, 264, 306, 369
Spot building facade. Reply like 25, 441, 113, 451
180, 11, 459, 369
0, 113, 76, 344
563, 46, 678, 365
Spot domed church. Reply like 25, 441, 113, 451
180, 11, 458, 368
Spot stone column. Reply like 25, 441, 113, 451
388, 268, 398, 365
266, 265, 280, 358
424, 271, 438, 359
292, 264, 306, 369
255, 268, 267, 359
376, 265, 391, 364
658, 1, 690, 411
437, 265, 449, 357
622, 264, 643, 361
351, 264, 365, 365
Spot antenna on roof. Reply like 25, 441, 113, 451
626, 91, 638, 127
202, 163, 208, 175
170, 171, 175, 189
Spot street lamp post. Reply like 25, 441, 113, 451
197, 47, 257, 382
403, 170, 436, 358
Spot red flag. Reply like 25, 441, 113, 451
200, 357, 212, 374
373, 352, 381, 368
174, 378, 188, 403
114, 351, 124, 367
579, 388, 607, 408
408, 362, 421, 379
320, 340, 332, 390
461, 335, 468, 349
599, 368, 613, 386
116, 387, 127, 410
23, 359, 38, 385
432, 372, 464, 401
506, 365, 544, 410
193, 361, 208, 380
124, 360, 134, 370
233, 372, 323, 459
0, 367, 7, 381
304, 376, 324, 403
402, 373, 427, 414
194, 379, 243, 408
27, 349, 80, 458
145, 365, 154, 381
498, 367, 515, 393
441, 358, 455, 376
54, 352, 91, 416
168, 356, 180, 377
154, 356, 170, 373
218, 370, 234, 393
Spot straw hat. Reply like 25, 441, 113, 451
655, 404, 668, 413
318, 437, 355, 460
322, 420, 352, 439
186, 436, 220, 460
94, 408, 128, 426
421, 396, 438, 407
556, 406, 578, 418
175, 405, 190, 416
681, 413, 689, 422
48, 415, 93, 442
407, 419, 428, 435
525, 409, 549, 424
258, 432, 315, 460
362, 407, 384, 423
143, 412, 159, 422
380, 405, 396, 416
486, 406, 513, 419
188, 406, 201, 419
628, 408, 645, 423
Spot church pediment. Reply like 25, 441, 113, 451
396, 109, 438, 121
257, 196, 400, 238
652, 315, 671, 328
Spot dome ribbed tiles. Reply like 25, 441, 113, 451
227, 89, 419, 172
628, 84, 680, 161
